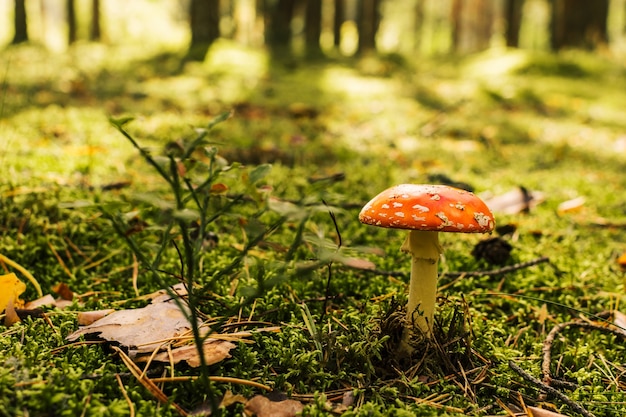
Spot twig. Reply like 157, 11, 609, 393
442, 256, 550, 278
150, 375, 272, 391
46, 240, 75, 281
112, 346, 188, 416
115, 373, 136, 417
508, 360, 596, 417
350, 256, 550, 280
542, 319, 626, 387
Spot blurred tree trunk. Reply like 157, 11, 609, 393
90, 0, 101, 41
451, 0, 494, 53
185, 0, 220, 61
13, 0, 28, 44
68, 0, 77, 44
357, 0, 381, 54
504, 0, 524, 47
333, 0, 345, 49
305, 0, 323, 58
550, 0, 609, 50
264, 0, 296, 57
414, 0, 424, 52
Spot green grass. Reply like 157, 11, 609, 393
1, 40, 626, 416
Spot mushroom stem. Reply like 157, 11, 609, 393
400, 230, 442, 345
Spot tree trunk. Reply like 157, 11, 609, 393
357, 0, 380, 54
68, 0, 77, 45
305, 0, 323, 58
414, 0, 424, 52
12, 0, 28, 44
550, 0, 609, 50
450, 0, 494, 54
504, 0, 524, 47
264, 0, 296, 57
90, 0, 101, 41
333, 0, 345, 48
186, 0, 220, 61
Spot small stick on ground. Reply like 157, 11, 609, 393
443, 256, 551, 278
508, 360, 596, 417
542, 317, 626, 387
352, 256, 550, 280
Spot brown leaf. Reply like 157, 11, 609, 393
53, 282, 74, 301
4, 296, 21, 326
220, 390, 248, 408
527, 405, 569, 417
613, 310, 626, 335
210, 183, 229, 194
66, 296, 197, 355
244, 395, 304, 417
0, 273, 26, 314
25, 294, 57, 309
483, 187, 544, 215
135, 338, 236, 367
340, 257, 376, 270
557, 196, 585, 215
77, 309, 116, 326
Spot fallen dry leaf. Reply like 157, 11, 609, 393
66, 295, 197, 356
135, 338, 236, 367
145, 282, 189, 302
66, 284, 243, 370
244, 395, 304, 417
557, 196, 585, 214
25, 294, 56, 309
527, 405, 569, 417
613, 310, 626, 335
53, 282, 74, 301
77, 309, 116, 326
220, 390, 248, 408
25, 294, 74, 310
4, 296, 21, 326
339, 257, 376, 270
0, 273, 26, 315
483, 187, 545, 215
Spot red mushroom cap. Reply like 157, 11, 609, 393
359, 184, 495, 233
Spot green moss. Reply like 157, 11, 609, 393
1, 43, 625, 416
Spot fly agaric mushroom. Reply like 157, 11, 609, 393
359, 184, 495, 348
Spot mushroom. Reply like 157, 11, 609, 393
359, 184, 495, 349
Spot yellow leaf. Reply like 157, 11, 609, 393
0, 273, 26, 313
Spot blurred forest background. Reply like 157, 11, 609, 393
2, 0, 626, 60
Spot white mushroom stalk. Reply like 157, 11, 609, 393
401, 230, 442, 336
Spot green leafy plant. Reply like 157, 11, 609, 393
104, 113, 294, 410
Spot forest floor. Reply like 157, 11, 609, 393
1, 40, 626, 417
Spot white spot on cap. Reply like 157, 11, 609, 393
395, 212, 405, 218
412, 204, 429, 212
393, 202, 403, 208
381, 203, 390, 209
430, 194, 441, 201
474, 212, 492, 228
435, 212, 452, 227
411, 215, 426, 221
